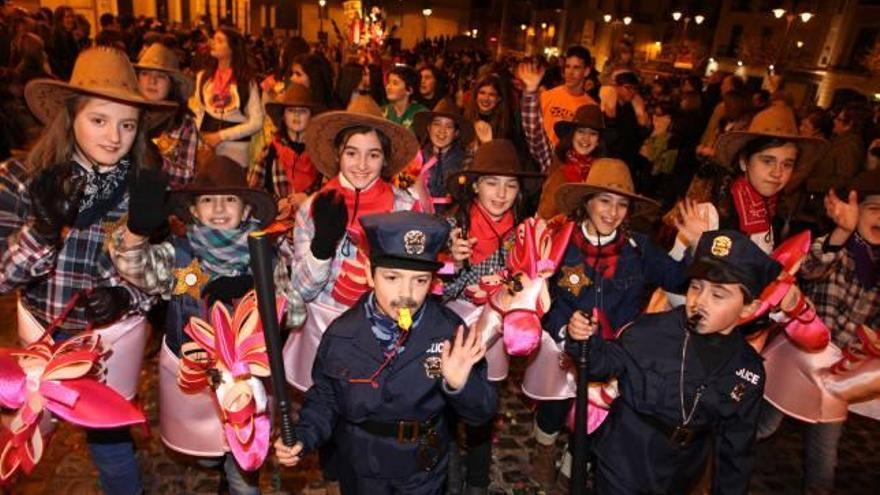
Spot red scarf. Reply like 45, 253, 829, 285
210, 68, 234, 110
272, 137, 319, 196
730, 176, 778, 235
572, 228, 626, 279
469, 204, 514, 265
560, 150, 595, 183
321, 176, 395, 247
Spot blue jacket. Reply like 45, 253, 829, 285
165, 236, 207, 356
295, 295, 497, 479
542, 230, 688, 341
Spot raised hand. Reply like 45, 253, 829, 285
673, 198, 712, 248
309, 191, 349, 260
516, 61, 545, 94
474, 121, 493, 144
274, 438, 304, 467
28, 161, 86, 243
824, 189, 859, 234
441, 325, 486, 391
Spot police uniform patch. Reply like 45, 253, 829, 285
558, 265, 592, 297
423, 356, 442, 379
710, 235, 733, 257
404, 230, 426, 255
730, 383, 746, 402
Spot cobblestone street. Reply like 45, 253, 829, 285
1, 294, 878, 494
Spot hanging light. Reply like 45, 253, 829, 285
769, 64, 775, 71
422, 8, 432, 17
799, 12, 813, 22
603, 14, 612, 23
796, 40, 804, 48
694, 15, 705, 25
623, 16, 632, 25
672, 11, 682, 21
541, 22, 547, 29
318, 0, 326, 7
772, 8, 786, 19
737, 60, 743, 66
520, 24, 527, 31
472, 29, 478, 36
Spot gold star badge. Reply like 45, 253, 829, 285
172, 259, 210, 299
558, 265, 592, 297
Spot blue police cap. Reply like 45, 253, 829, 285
687, 230, 782, 298
359, 211, 451, 272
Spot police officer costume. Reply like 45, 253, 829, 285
576, 230, 781, 494
293, 211, 497, 494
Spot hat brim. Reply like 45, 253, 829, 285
370, 253, 444, 273
554, 121, 605, 141
304, 110, 420, 179
25, 78, 178, 131
132, 63, 194, 102
412, 111, 476, 147
170, 187, 278, 227
265, 101, 326, 130
714, 130, 828, 170
686, 257, 756, 298
554, 183, 659, 217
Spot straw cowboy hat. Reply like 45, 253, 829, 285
553, 104, 605, 141
555, 158, 659, 216
25, 46, 177, 130
264, 83, 325, 130
412, 98, 476, 146
171, 154, 277, 227
133, 42, 194, 99
304, 94, 420, 178
714, 103, 827, 170
447, 139, 542, 197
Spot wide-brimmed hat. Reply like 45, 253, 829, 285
555, 158, 659, 216
412, 98, 476, 146
171, 154, 277, 227
447, 139, 543, 198
133, 43, 193, 99
554, 104, 605, 141
303, 94, 420, 178
714, 104, 827, 170
25, 46, 177, 130
264, 83, 325, 130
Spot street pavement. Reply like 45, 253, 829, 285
1, 294, 877, 494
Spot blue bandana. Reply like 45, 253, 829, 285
364, 293, 427, 353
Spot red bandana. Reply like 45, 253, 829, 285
272, 137, 319, 196
320, 176, 395, 246
572, 228, 626, 279
209, 68, 234, 110
730, 176, 778, 235
469, 203, 514, 265
560, 150, 595, 183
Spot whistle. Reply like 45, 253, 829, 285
398, 307, 413, 332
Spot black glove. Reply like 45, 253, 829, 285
127, 167, 170, 237
203, 274, 254, 307
309, 191, 349, 260
83, 286, 132, 327
28, 161, 86, 243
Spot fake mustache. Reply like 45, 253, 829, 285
685, 312, 704, 332
391, 298, 419, 311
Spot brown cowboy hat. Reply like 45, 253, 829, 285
25, 46, 177, 130
412, 98, 476, 146
133, 43, 194, 100
303, 94, 420, 178
264, 83, 326, 130
170, 154, 277, 227
553, 104, 605, 141
555, 158, 659, 216
714, 103, 828, 170
447, 139, 543, 197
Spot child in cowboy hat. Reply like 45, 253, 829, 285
409, 98, 476, 214
134, 41, 199, 189
0, 46, 176, 495
756, 169, 880, 494
275, 211, 497, 495
108, 153, 305, 494
282, 94, 420, 492
249, 82, 325, 208
568, 229, 780, 495
525, 158, 696, 489
442, 139, 543, 494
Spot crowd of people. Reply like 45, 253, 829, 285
0, 4, 879, 495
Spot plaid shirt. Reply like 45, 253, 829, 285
521, 91, 554, 173
0, 159, 153, 332
158, 114, 199, 189
799, 235, 880, 348
248, 140, 322, 200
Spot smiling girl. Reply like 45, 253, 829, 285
0, 46, 176, 495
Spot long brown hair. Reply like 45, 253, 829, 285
464, 74, 514, 140
26, 95, 149, 175
200, 27, 254, 108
